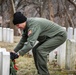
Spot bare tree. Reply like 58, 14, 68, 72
0, 0, 76, 35
68, 0, 76, 9
48, 0, 54, 21
61, 0, 74, 28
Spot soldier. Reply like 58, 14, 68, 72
10, 12, 67, 75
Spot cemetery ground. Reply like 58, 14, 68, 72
0, 36, 76, 75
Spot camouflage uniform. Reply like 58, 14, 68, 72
14, 18, 67, 75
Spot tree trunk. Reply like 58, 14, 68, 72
10, 0, 18, 35
61, 0, 74, 28
48, 0, 54, 21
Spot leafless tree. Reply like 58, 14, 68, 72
0, 0, 76, 35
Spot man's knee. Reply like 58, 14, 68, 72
36, 47, 43, 54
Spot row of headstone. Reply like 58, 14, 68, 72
49, 27, 66, 67
27, 26, 76, 70
48, 41, 66, 69
49, 27, 76, 69
48, 27, 76, 69
0, 48, 10, 75
0, 27, 14, 43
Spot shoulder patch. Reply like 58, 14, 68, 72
28, 30, 32, 36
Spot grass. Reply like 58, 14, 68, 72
0, 36, 76, 75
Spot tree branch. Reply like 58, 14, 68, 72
61, 0, 74, 28
68, 0, 76, 8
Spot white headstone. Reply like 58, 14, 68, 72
0, 48, 6, 75
0, 27, 2, 41
57, 42, 66, 69
0, 48, 6, 52
6, 28, 10, 42
67, 27, 73, 39
62, 27, 66, 30
2, 52, 10, 75
49, 49, 57, 63
49, 51, 55, 63
29, 49, 33, 56
74, 28, 76, 41
10, 29, 14, 43
28, 41, 39, 56
3, 28, 7, 42
66, 39, 76, 70
18, 28, 22, 35
0, 51, 2, 75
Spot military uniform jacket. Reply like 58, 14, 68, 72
14, 18, 66, 56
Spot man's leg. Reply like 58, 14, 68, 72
35, 34, 66, 75
32, 43, 41, 72
32, 42, 49, 74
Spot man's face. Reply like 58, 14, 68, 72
16, 22, 26, 29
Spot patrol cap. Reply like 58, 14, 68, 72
13, 12, 27, 25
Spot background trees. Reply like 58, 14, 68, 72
0, 0, 76, 35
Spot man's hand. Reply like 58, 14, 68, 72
10, 52, 19, 61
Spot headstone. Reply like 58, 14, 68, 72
0, 51, 3, 75
57, 41, 66, 69
62, 27, 66, 30
2, 52, 10, 75
18, 28, 22, 35
6, 28, 10, 42
49, 49, 57, 63
49, 27, 66, 64
66, 39, 76, 70
74, 28, 76, 41
0, 48, 6, 75
0, 48, 6, 52
10, 29, 14, 43
3, 28, 7, 42
29, 49, 33, 56
28, 41, 39, 56
0, 27, 2, 41
67, 27, 73, 39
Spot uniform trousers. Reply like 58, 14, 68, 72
32, 32, 67, 75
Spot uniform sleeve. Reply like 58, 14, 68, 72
14, 31, 27, 52
18, 25, 41, 56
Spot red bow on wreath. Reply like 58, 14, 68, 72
13, 60, 18, 70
